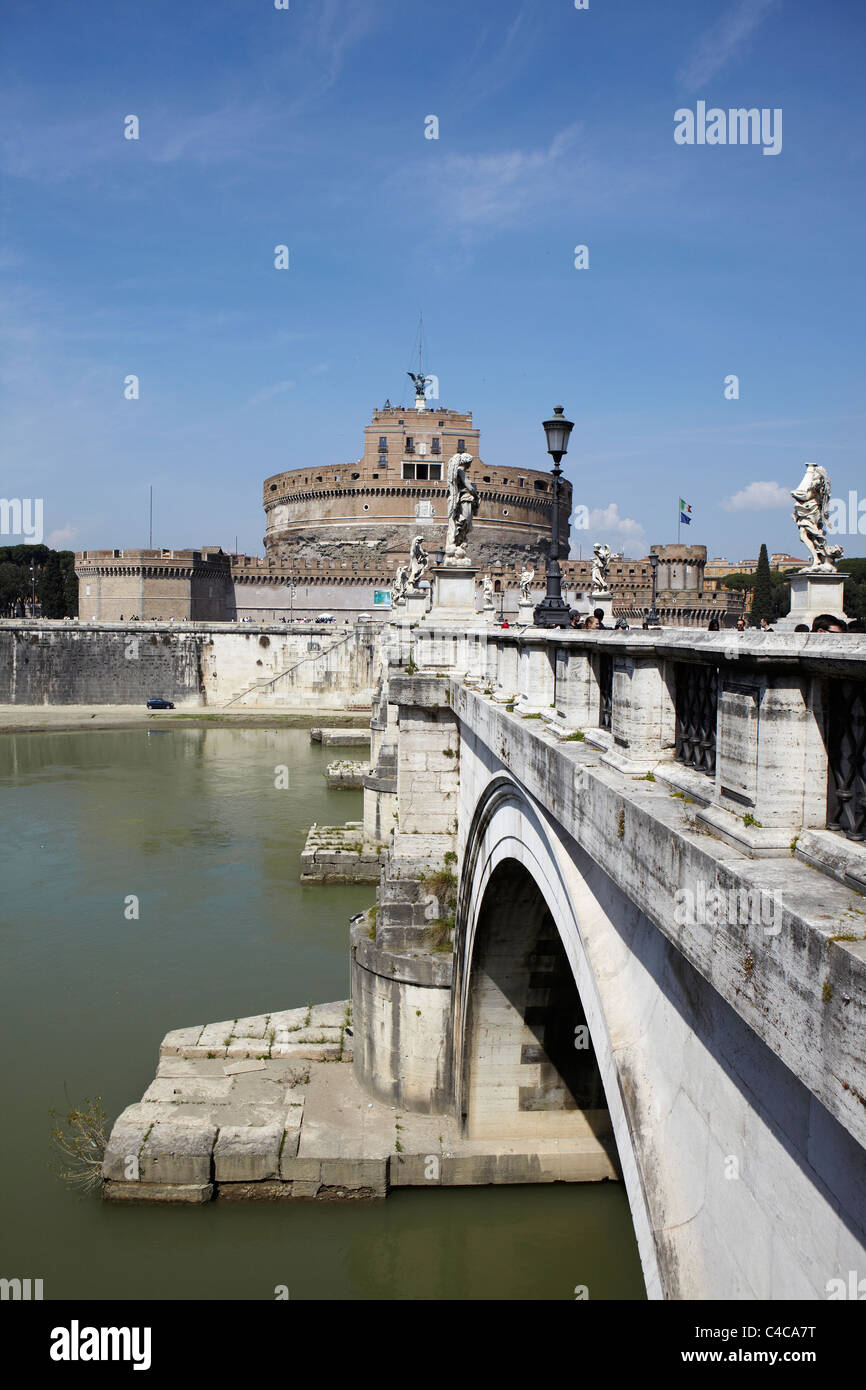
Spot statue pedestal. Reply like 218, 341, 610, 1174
777, 571, 848, 629
404, 589, 430, 619
482, 602, 497, 624
590, 591, 613, 625
517, 600, 535, 627
429, 565, 482, 623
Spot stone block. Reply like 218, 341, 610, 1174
270, 1043, 341, 1060
160, 1026, 204, 1056
139, 1120, 217, 1185
102, 1109, 152, 1181
197, 1022, 236, 1048
213, 1122, 283, 1182
279, 1155, 321, 1183
231, 1015, 270, 1039
143, 1077, 233, 1104
103, 1181, 213, 1204
268, 1007, 310, 1030
280, 1129, 300, 1161
319, 1157, 388, 1194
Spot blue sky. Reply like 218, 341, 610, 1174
2, 0, 864, 562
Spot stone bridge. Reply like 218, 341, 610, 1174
352, 622, 866, 1300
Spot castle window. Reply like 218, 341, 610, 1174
316, 475, 322, 482
415, 463, 428, 480
269, 484, 277, 492
372, 473, 379, 479
402, 463, 415, 480
503, 508, 509, 516
378, 437, 387, 449
352, 472, 360, 480
405, 436, 414, 453
483, 476, 491, 483
457, 438, 465, 451
431, 438, 440, 454
438, 420, 444, 426
518, 477, 526, 487
363, 504, 370, 511
533, 479, 547, 491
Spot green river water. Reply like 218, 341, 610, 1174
0, 725, 644, 1300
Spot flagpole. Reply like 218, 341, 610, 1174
677, 499, 680, 545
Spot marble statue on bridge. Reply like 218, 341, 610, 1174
592, 542, 612, 593
407, 535, 429, 592
519, 568, 534, 603
445, 453, 480, 564
791, 461, 843, 572
391, 565, 409, 606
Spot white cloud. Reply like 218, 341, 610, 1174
245, 379, 295, 408
586, 502, 645, 539
47, 524, 78, 549
678, 0, 780, 91
721, 480, 790, 512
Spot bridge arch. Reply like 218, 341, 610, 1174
452, 773, 662, 1298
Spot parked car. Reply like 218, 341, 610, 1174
146, 698, 175, 710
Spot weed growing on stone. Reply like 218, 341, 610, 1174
617, 808, 625, 839
742, 813, 763, 828
822, 980, 833, 1003
562, 731, 585, 741
49, 1095, 109, 1192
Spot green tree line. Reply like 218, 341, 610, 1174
0, 545, 78, 618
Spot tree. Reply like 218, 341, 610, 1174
720, 566, 791, 622
0, 544, 78, 616
838, 559, 866, 620
40, 553, 65, 617
750, 544, 773, 625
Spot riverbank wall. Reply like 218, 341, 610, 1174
0, 621, 382, 709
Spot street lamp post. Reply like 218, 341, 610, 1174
29, 561, 36, 616
533, 406, 574, 628
647, 553, 660, 627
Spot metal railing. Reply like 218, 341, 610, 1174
675, 661, 718, 775
598, 653, 613, 731
827, 678, 866, 840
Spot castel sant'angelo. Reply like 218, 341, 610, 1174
76, 372, 740, 625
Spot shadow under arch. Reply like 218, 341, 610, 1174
451, 773, 661, 1297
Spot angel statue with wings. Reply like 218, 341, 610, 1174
407, 370, 429, 400
444, 453, 479, 562
791, 462, 843, 572
407, 535, 429, 591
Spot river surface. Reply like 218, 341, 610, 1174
0, 725, 644, 1300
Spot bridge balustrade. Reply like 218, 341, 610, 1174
405, 624, 866, 870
